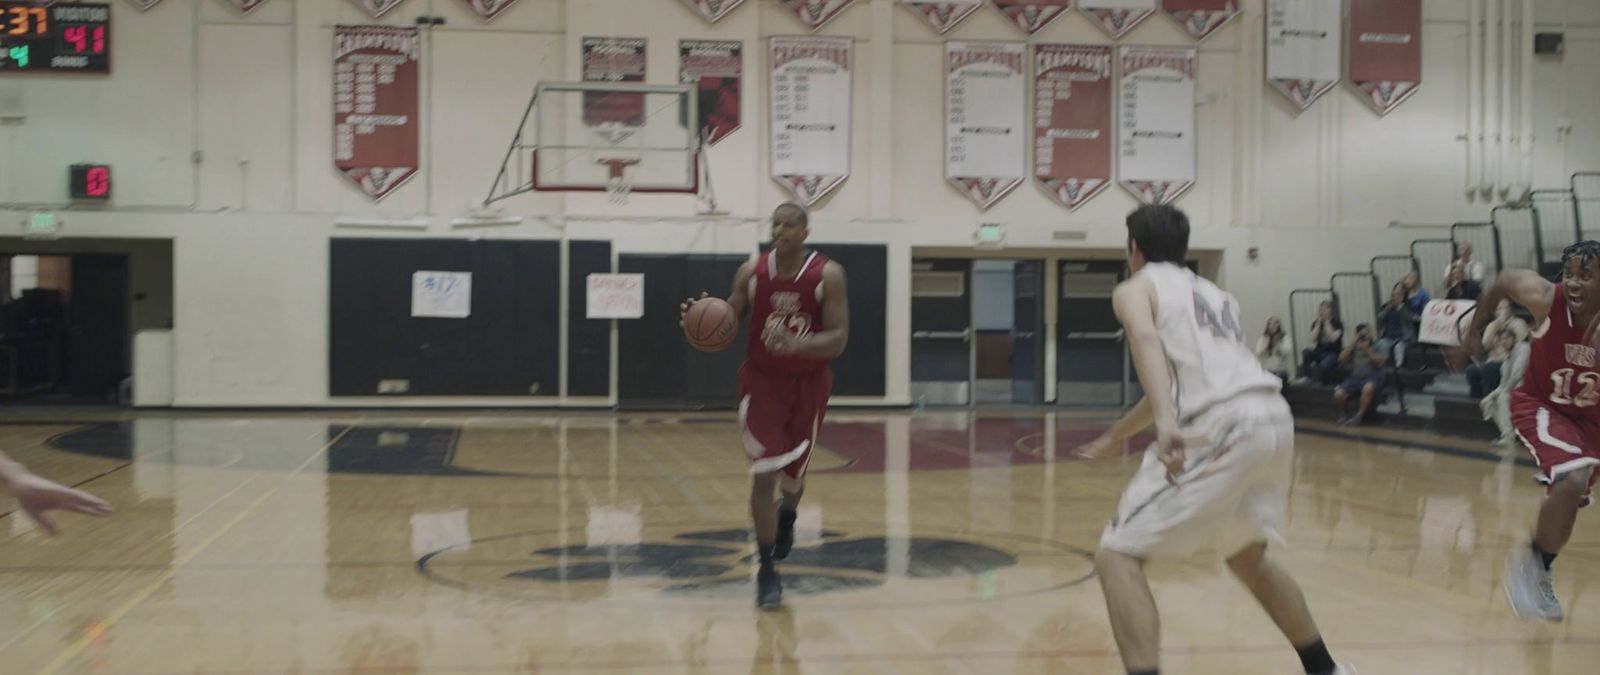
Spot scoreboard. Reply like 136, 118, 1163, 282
0, 2, 111, 73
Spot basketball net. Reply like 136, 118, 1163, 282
598, 158, 640, 205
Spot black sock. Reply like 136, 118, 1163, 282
1128, 670, 1158, 675
1295, 638, 1336, 675
1535, 544, 1556, 571
758, 544, 775, 567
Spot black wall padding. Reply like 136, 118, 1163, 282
910, 258, 971, 382
801, 244, 888, 397
329, 238, 560, 397
566, 240, 613, 397
617, 254, 749, 409
1056, 260, 1125, 384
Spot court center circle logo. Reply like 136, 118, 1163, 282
417, 522, 1095, 608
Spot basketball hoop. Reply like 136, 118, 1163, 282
599, 158, 639, 204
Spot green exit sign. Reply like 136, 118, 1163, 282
975, 223, 1004, 249
25, 212, 59, 240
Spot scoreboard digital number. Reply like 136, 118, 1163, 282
0, 2, 111, 74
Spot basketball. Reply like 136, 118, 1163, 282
684, 297, 738, 352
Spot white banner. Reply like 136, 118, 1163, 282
412, 271, 472, 319
902, 0, 985, 33
779, 0, 859, 29
1266, 0, 1341, 110
1118, 46, 1196, 205
1420, 300, 1478, 347
771, 36, 853, 206
946, 42, 1027, 210
1077, 0, 1157, 39
586, 274, 645, 320
348, 0, 409, 18
678, 0, 748, 23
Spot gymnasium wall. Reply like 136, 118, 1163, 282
1, 0, 1598, 406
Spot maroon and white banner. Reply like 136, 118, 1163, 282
334, 26, 420, 201
348, 0, 409, 18
1348, 0, 1422, 116
127, 0, 165, 10
1266, 0, 1340, 110
582, 37, 647, 140
946, 42, 1026, 210
678, 0, 747, 23
992, 1, 1072, 35
1118, 46, 1196, 204
903, 0, 985, 33
1034, 44, 1113, 210
771, 36, 852, 206
224, 0, 270, 12
779, 0, 859, 30
1162, 0, 1237, 41
1077, 0, 1156, 39
681, 40, 743, 146
459, 0, 521, 21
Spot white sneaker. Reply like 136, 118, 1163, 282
1332, 666, 1358, 675
1504, 546, 1564, 621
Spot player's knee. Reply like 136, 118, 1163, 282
1225, 542, 1267, 578
1094, 547, 1140, 573
779, 475, 804, 494
1550, 467, 1594, 499
750, 471, 780, 495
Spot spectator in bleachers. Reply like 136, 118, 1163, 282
1301, 301, 1343, 384
1402, 270, 1431, 314
1479, 328, 1531, 447
1467, 300, 1530, 397
1445, 264, 1483, 301
1334, 324, 1387, 425
1377, 282, 1417, 368
1446, 242, 1486, 284
1256, 316, 1293, 383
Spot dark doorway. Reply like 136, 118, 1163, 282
1, 253, 132, 404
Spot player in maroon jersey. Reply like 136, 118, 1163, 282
680, 202, 850, 609
1465, 240, 1600, 621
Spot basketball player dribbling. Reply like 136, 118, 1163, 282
1074, 206, 1351, 675
1463, 240, 1600, 621
680, 202, 849, 609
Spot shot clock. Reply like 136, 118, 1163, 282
70, 164, 110, 200
0, 2, 111, 73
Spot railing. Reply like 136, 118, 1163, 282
1331, 272, 1381, 334
1370, 255, 1416, 300
1288, 288, 1337, 374
1409, 238, 1457, 297
1450, 221, 1501, 283
1491, 204, 1542, 271
1573, 172, 1600, 240
1531, 189, 1583, 257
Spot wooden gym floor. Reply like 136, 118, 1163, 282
0, 409, 1595, 674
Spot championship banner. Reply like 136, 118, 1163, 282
680, 40, 743, 146
1118, 46, 1196, 205
678, 0, 747, 23
127, 0, 164, 10
1034, 44, 1113, 211
334, 26, 420, 201
992, 0, 1072, 35
1161, 0, 1237, 41
1266, 0, 1340, 110
770, 36, 852, 206
946, 42, 1026, 210
348, 0, 409, 18
459, 0, 521, 21
903, 0, 985, 34
1077, 0, 1156, 39
224, 0, 270, 12
582, 37, 648, 142
778, 0, 858, 30
1348, 0, 1421, 116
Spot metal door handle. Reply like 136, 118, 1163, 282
912, 329, 972, 342
1064, 331, 1124, 340
1012, 331, 1036, 339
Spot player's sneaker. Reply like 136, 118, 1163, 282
1504, 546, 1563, 621
1330, 665, 1358, 675
774, 508, 798, 559
757, 565, 782, 609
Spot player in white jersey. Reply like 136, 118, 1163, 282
1075, 205, 1351, 675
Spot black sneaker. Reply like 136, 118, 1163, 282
775, 508, 798, 560
757, 566, 783, 609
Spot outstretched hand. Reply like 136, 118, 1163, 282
678, 292, 710, 328
1156, 422, 1186, 485
7, 473, 112, 536
1072, 435, 1121, 460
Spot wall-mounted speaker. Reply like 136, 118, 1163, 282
1535, 33, 1564, 57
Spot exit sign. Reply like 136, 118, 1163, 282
69, 163, 110, 199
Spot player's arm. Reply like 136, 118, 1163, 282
0, 450, 112, 536
1113, 279, 1185, 480
1075, 397, 1153, 459
776, 262, 849, 359
1465, 269, 1555, 356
